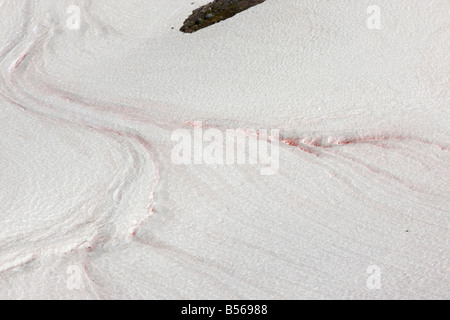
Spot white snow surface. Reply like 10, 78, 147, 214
0, 0, 449, 299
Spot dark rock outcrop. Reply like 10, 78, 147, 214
180, 0, 266, 33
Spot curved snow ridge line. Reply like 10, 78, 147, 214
4, 35, 36, 85
61, 126, 161, 246
100, 130, 161, 243
185, 120, 450, 151
184, 121, 450, 163
1, 23, 161, 246
281, 133, 450, 153
0, 254, 35, 274
278, 132, 450, 205
0, 24, 161, 250
1, 36, 161, 268
1, 2, 48, 85
0, 239, 94, 274
3, 34, 179, 133
0, 128, 160, 273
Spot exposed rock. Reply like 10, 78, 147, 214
180, 0, 266, 33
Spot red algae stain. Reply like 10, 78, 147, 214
281, 138, 319, 156
283, 139, 299, 147
14, 53, 27, 69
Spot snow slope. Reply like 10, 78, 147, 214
0, 0, 449, 299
